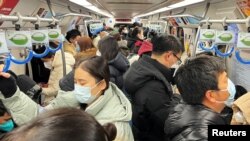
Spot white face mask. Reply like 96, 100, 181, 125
123, 29, 128, 34
96, 50, 101, 56
44, 60, 53, 70
74, 81, 102, 104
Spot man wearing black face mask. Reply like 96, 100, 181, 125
124, 35, 184, 141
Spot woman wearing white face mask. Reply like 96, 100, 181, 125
0, 56, 133, 141
41, 42, 75, 105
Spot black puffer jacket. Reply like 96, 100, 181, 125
108, 52, 129, 89
165, 103, 227, 141
124, 55, 174, 141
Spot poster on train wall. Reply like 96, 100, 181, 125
0, 0, 20, 25
236, 0, 250, 17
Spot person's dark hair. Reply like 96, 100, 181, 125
131, 27, 143, 39
65, 29, 81, 43
151, 34, 184, 55
42, 52, 54, 59
118, 26, 125, 34
196, 51, 214, 56
98, 36, 120, 61
175, 55, 226, 104
40, 42, 57, 59
2, 108, 117, 141
75, 56, 110, 91
133, 22, 141, 27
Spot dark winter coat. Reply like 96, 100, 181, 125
124, 55, 175, 141
165, 103, 227, 141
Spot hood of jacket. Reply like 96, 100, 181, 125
63, 41, 76, 56
232, 92, 250, 124
59, 71, 74, 91
108, 52, 129, 73
124, 55, 173, 95
85, 82, 132, 123
165, 103, 226, 140
75, 48, 97, 61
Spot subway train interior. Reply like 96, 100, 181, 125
0, 0, 250, 140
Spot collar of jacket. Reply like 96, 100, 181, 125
142, 55, 174, 84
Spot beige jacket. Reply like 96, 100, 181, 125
231, 92, 250, 125
42, 51, 75, 103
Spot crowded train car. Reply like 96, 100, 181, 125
0, 0, 250, 140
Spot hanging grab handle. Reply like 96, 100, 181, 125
10, 50, 33, 64
235, 50, 250, 64
199, 42, 214, 51
2, 56, 11, 72
33, 46, 50, 58
48, 42, 63, 53
214, 44, 234, 57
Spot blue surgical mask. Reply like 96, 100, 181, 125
214, 78, 236, 107
224, 78, 236, 107
73, 81, 102, 104
0, 119, 14, 132
76, 42, 80, 52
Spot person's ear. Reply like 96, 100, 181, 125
98, 80, 107, 91
164, 52, 172, 61
205, 90, 216, 103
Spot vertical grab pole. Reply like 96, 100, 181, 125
60, 38, 66, 77
192, 25, 201, 58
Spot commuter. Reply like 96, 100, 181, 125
64, 29, 81, 56
127, 27, 144, 50
124, 34, 184, 141
98, 36, 129, 89
118, 26, 129, 40
41, 42, 75, 104
93, 31, 109, 48
1, 108, 117, 141
126, 27, 144, 64
165, 55, 235, 141
0, 56, 133, 141
75, 36, 97, 61
110, 30, 129, 57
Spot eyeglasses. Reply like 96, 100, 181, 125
173, 53, 182, 65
